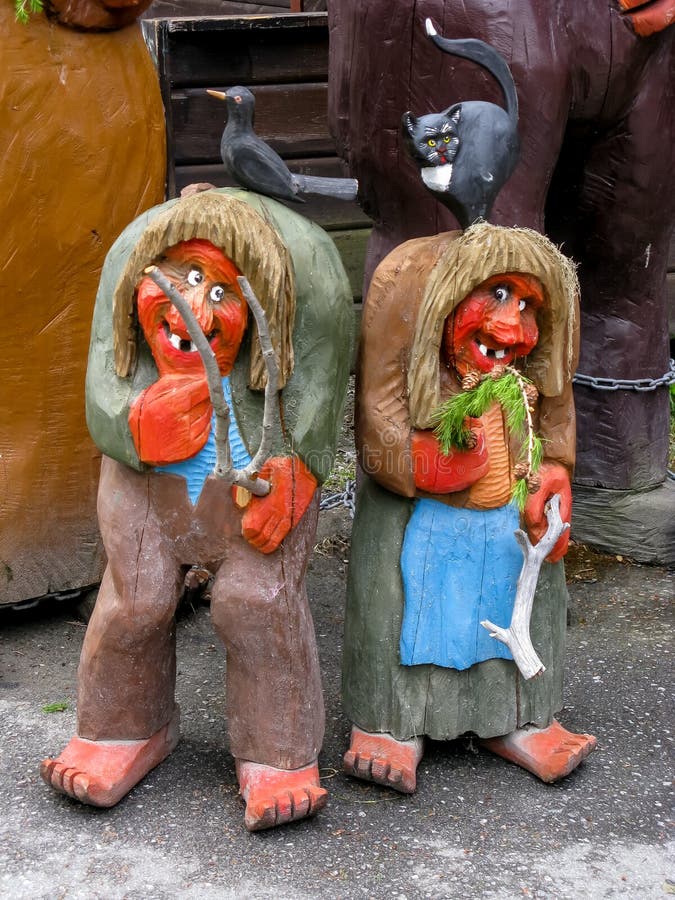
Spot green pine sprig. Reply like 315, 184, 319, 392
433, 372, 527, 453
510, 436, 544, 510
15, 0, 44, 23
432, 367, 544, 511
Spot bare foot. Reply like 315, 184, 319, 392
480, 718, 597, 783
343, 726, 424, 794
236, 759, 327, 832
40, 708, 180, 807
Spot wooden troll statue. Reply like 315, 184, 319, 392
343, 223, 597, 792
41, 189, 352, 831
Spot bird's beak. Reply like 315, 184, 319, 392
206, 89, 227, 101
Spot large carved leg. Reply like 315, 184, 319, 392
41, 460, 183, 806
211, 495, 326, 831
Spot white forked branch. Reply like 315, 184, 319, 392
480, 493, 568, 680
144, 267, 279, 497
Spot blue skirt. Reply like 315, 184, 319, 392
399, 500, 522, 670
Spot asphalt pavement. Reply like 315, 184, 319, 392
0, 505, 672, 900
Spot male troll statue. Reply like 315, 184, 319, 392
343, 223, 597, 793
40, 190, 352, 831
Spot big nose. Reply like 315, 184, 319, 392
483, 299, 524, 345
165, 285, 214, 336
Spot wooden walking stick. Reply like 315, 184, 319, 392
480, 493, 569, 680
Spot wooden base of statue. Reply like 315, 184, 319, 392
572, 480, 675, 567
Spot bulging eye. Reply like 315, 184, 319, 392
187, 268, 204, 287
209, 284, 225, 303
518, 299, 526, 311
494, 286, 509, 303
427, 139, 436, 147
443, 135, 451, 143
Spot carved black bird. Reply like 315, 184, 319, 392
207, 86, 358, 204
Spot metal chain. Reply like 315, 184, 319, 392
318, 361, 675, 511
573, 359, 675, 392
320, 479, 356, 517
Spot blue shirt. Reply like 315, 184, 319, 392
156, 376, 252, 505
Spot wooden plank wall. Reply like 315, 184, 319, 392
144, 1, 327, 15
142, 12, 370, 305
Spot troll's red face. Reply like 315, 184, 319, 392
442, 273, 544, 377
136, 239, 248, 378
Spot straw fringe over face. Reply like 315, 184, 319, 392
112, 192, 296, 390
407, 223, 579, 429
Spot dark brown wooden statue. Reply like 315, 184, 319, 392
344, 223, 597, 793
329, 0, 675, 564
40, 189, 352, 831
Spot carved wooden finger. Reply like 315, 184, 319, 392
480, 493, 569, 680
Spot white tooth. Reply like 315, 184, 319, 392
495, 348, 507, 359
478, 343, 488, 356
168, 332, 197, 352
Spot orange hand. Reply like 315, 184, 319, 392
129, 375, 212, 465
411, 421, 488, 493
523, 462, 572, 563
241, 456, 317, 554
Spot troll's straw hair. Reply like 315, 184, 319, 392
112, 191, 296, 390
407, 222, 579, 429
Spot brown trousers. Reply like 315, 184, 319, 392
77, 456, 324, 771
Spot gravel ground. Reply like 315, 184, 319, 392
0, 505, 672, 900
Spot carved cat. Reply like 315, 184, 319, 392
401, 19, 519, 229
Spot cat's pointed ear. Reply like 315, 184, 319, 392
402, 110, 417, 135
441, 104, 462, 124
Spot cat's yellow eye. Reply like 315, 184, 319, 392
427, 139, 436, 147
443, 136, 451, 143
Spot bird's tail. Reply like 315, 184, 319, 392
293, 174, 359, 201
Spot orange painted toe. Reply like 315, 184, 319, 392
40, 708, 180, 807
236, 759, 327, 832
480, 718, 597, 783
343, 726, 423, 794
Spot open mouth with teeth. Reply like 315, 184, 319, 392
477, 342, 509, 360
470, 338, 516, 371
163, 322, 218, 356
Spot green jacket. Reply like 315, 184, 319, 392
85, 189, 353, 483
